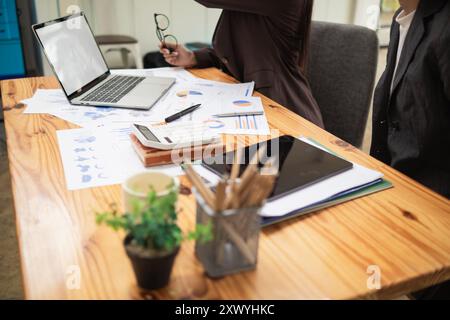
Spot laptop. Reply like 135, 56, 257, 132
32, 12, 175, 110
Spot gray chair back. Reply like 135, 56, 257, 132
307, 21, 379, 148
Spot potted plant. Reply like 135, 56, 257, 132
96, 188, 212, 291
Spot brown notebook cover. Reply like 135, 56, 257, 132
130, 134, 223, 168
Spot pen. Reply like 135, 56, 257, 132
165, 104, 201, 123
213, 111, 264, 118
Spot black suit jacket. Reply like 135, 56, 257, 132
370, 0, 450, 198
193, 0, 324, 128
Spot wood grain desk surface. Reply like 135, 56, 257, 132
1, 68, 450, 300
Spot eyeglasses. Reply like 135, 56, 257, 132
154, 13, 178, 52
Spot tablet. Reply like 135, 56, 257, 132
201, 136, 353, 201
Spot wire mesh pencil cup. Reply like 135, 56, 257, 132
193, 188, 262, 278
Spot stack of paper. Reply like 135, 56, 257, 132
260, 163, 383, 217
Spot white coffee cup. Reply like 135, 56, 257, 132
122, 171, 180, 213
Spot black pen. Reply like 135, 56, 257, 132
165, 104, 202, 123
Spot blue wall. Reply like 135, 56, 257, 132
0, 0, 25, 79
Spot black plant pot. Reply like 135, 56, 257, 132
124, 235, 180, 291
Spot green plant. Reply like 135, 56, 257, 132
96, 189, 212, 254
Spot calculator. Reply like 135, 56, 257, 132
132, 122, 221, 150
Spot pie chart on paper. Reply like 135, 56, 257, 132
177, 90, 204, 98
204, 119, 225, 129
233, 100, 253, 107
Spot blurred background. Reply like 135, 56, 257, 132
1, 0, 400, 78
0, 0, 400, 299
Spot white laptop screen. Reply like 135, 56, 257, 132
35, 15, 108, 96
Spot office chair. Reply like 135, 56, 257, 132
307, 22, 379, 148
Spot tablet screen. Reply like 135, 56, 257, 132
202, 136, 353, 201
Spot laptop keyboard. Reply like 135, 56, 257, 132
83, 75, 145, 103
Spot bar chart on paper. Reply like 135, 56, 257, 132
235, 115, 259, 130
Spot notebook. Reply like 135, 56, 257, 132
261, 179, 392, 227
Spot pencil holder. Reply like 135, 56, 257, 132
193, 188, 262, 278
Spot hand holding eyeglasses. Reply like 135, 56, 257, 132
159, 43, 197, 68
155, 13, 197, 68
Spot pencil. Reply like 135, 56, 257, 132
215, 180, 227, 212
221, 220, 256, 265
183, 164, 216, 209
230, 147, 243, 181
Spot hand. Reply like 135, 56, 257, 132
159, 43, 197, 68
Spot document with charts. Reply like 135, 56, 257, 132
22, 89, 163, 125
21, 69, 258, 130
214, 96, 264, 117
184, 96, 270, 136
56, 126, 183, 190
202, 114, 271, 135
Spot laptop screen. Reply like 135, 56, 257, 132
35, 15, 108, 96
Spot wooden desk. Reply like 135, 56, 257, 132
1, 68, 450, 300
